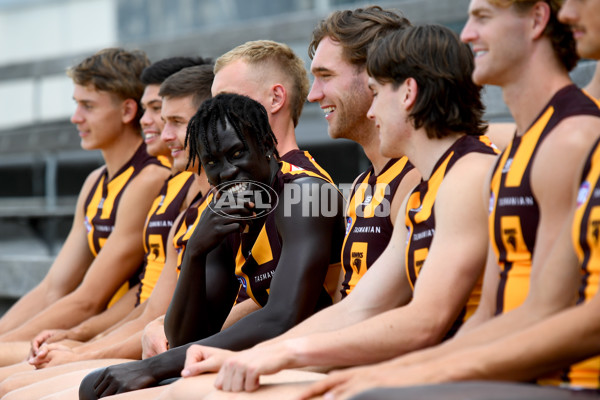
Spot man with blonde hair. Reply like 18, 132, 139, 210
211, 39, 332, 179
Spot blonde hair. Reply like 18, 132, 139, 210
215, 40, 309, 127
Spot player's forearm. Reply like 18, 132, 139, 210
146, 343, 191, 381
434, 299, 566, 366
164, 252, 210, 347
450, 302, 600, 382
70, 290, 139, 342
95, 302, 145, 339
0, 296, 102, 342
285, 306, 447, 369
0, 284, 54, 334
81, 311, 155, 354
197, 305, 304, 352
259, 297, 367, 347
82, 330, 144, 361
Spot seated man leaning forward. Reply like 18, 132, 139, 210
78, 93, 345, 399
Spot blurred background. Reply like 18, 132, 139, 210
0, 0, 595, 315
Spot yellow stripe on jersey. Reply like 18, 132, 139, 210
300, 150, 334, 183
156, 155, 172, 168
404, 152, 452, 289
409, 152, 452, 224
102, 167, 135, 219
234, 226, 275, 303
174, 194, 212, 274
155, 172, 194, 217
505, 108, 553, 188
280, 161, 332, 180
573, 144, 600, 265
85, 176, 105, 257
489, 145, 513, 260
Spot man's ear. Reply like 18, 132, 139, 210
269, 84, 286, 114
529, 1, 551, 40
403, 77, 419, 111
121, 98, 139, 125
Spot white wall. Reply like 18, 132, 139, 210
0, 0, 116, 66
0, 0, 116, 129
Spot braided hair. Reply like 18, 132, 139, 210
185, 93, 279, 170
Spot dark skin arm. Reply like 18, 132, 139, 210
165, 189, 254, 347
164, 235, 239, 347
80, 177, 345, 399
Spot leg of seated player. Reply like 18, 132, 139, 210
39, 386, 78, 400
2, 368, 98, 400
158, 370, 325, 400
0, 358, 130, 397
0, 341, 31, 367
0, 361, 34, 384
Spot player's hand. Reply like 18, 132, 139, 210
142, 316, 168, 359
186, 189, 256, 257
180, 345, 234, 378
213, 341, 297, 392
29, 329, 69, 360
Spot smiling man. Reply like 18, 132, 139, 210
298, 1, 600, 399
76, 92, 345, 400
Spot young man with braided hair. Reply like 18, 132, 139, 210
77, 93, 345, 399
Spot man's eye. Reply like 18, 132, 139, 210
232, 151, 242, 158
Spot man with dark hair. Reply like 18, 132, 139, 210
139, 56, 211, 161
294, 1, 600, 399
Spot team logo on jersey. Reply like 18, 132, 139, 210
237, 276, 247, 289
577, 181, 591, 208
345, 217, 353, 235
489, 192, 495, 214
503, 228, 518, 251
157, 195, 166, 208
209, 180, 278, 220
84, 216, 92, 233
98, 197, 105, 210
